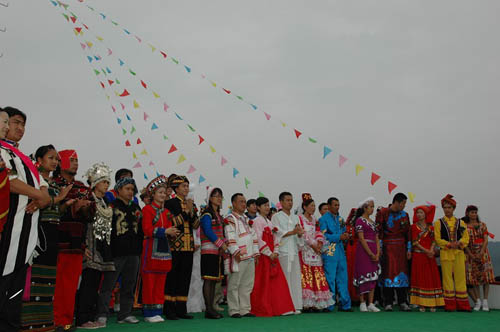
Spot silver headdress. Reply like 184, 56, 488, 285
85, 163, 113, 244
85, 162, 112, 188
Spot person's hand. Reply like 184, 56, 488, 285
57, 184, 73, 202
64, 198, 76, 207
370, 253, 378, 262
426, 250, 434, 258
270, 253, 279, 260
234, 252, 242, 263
185, 199, 194, 214
85, 248, 92, 260
255, 256, 259, 265
340, 233, 349, 241
407, 251, 412, 260
0, 161, 6, 169
221, 244, 229, 253
194, 244, 200, 251
166, 227, 180, 237
74, 199, 91, 212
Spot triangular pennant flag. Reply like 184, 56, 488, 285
99, 13, 106, 19
187, 124, 195, 132
94, 69, 100, 76
177, 154, 186, 164
70, 15, 76, 23
129, 69, 136, 76
80, 42, 86, 50
106, 67, 112, 74
111, 105, 116, 113
198, 135, 205, 145
232, 168, 239, 178
355, 164, 364, 176
171, 58, 179, 64
156, 171, 161, 177
388, 181, 398, 194
120, 103, 125, 110
119, 89, 130, 97
107, 48, 113, 55
211, 81, 217, 87
281, 121, 287, 127
339, 155, 348, 167
136, 138, 142, 144
62, 13, 69, 21
187, 165, 196, 174
94, 55, 101, 61
371, 172, 381, 185
149, 44, 156, 52
163, 103, 169, 111
250, 104, 258, 110
168, 144, 177, 154
106, 94, 110, 100
132, 162, 142, 168
141, 149, 148, 156
236, 96, 243, 100
160, 51, 167, 58
153, 91, 160, 98
133, 152, 137, 159
210, 146, 216, 153
144, 173, 148, 180
323, 146, 332, 159
96, 36, 104, 41
111, 20, 118, 26
175, 113, 183, 120
163, 134, 168, 140
86, 41, 93, 48
123, 29, 131, 34
126, 114, 131, 121
108, 79, 114, 86
221, 156, 228, 166
122, 128, 127, 135
99, 82, 105, 89
143, 112, 149, 121
199, 175, 206, 184
131, 126, 136, 134
244, 178, 250, 189
74, 27, 82, 34
133, 100, 140, 108
151, 123, 158, 130
258, 192, 265, 198
308, 137, 317, 143
294, 129, 302, 139
140, 80, 147, 89
408, 192, 416, 203
125, 140, 131, 147
116, 78, 121, 84
135, 35, 142, 43
114, 91, 120, 97
264, 112, 271, 120
222, 88, 231, 94
117, 118, 122, 124
184, 65, 191, 73
119, 59, 125, 66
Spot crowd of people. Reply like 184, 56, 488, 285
0, 106, 496, 332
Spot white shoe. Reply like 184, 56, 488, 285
368, 304, 380, 312
118, 316, 139, 324
144, 315, 164, 323
214, 303, 224, 312
96, 317, 107, 328
294, 310, 302, 315
482, 300, 489, 312
473, 300, 481, 311
114, 304, 120, 312
384, 304, 393, 311
360, 302, 368, 312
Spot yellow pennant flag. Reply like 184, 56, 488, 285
74, 29, 79, 36
211, 81, 217, 87
96, 36, 104, 42
281, 121, 287, 127
152, 91, 160, 98
133, 100, 140, 108
106, 94, 110, 100
133, 152, 137, 159
408, 192, 416, 203
355, 164, 364, 176
149, 44, 156, 52
114, 91, 120, 96
177, 154, 186, 164
209, 145, 216, 153
86, 41, 93, 48
140, 149, 148, 156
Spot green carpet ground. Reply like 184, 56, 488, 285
92, 307, 500, 332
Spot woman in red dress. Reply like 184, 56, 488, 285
344, 208, 359, 303
410, 205, 444, 312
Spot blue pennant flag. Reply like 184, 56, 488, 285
323, 146, 332, 159
106, 67, 112, 74
144, 173, 148, 180
232, 168, 239, 178
50, 0, 58, 6
119, 59, 125, 66
123, 29, 131, 35
94, 55, 100, 61
156, 171, 161, 177
126, 114, 131, 121
117, 118, 122, 124
100, 13, 106, 20
151, 123, 158, 130
250, 104, 258, 110
184, 65, 191, 73
175, 113, 183, 120
199, 175, 206, 184
87, 56, 93, 63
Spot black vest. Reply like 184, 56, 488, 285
439, 218, 465, 242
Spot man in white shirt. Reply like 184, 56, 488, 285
271, 192, 304, 314
224, 193, 259, 318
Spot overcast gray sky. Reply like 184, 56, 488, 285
1, 0, 499, 234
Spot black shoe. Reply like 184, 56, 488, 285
338, 308, 353, 312
178, 314, 194, 319
322, 308, 330, 313
205, 311, 221, 319
243, 313, 256, 317
231, 314, 242, 318
302, 308, 312, 313
166, 313, 180, 320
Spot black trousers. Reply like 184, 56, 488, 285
76, 268, 102, 326
0, 264, 28, 332
163, 251, 193, 316
383, 287, 408, 306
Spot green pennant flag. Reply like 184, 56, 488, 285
94, 69, 100, 75
115, 78, 120, 84
308, 137, 317, 143
111, 21, 119, 26
129, 69, 136, 76
236, 96, 243, 100
62, 13, 69, 21
258, 191, 265, 198
87, 6, 95, 11
131, 126, 136, 134
244, 178, 250, 189
122, 128, 127, 135
171, 58, 179, 64
187, 124, 195, 132
163, 134, 168, 140
101, 68, 106, 75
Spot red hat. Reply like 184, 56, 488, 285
441, 194, 456, 208
301, 193, 313, 202
58, 150, 77, 170
413, 205, 436, 224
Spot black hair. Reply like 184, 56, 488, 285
255, 197, 269, 207
279, 191, 292, 202
115, 168, 133, 182
463, 205, 481, 223
327, 197, 339, 205
246, 199, 257, 207
318, 202, 328, 212
3, 106, 27, 123
301, 198, 315, 214
35, 144, 56, 161
354, 200, 374, 222
231, 193, 244, 204
392, 193, 408, 204
204, 187, 223, 215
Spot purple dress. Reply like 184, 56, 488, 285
353, 217, 381, 295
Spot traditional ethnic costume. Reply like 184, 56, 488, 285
141, 176, 173, 321
0, 162, 9, 236
250, 213, 295, 316
353, 217, 381, 295
186, 228, 205, 313
272, 210, 303, 312
163, 175, 199, 319
319, 208, 350, 311
0, 140, 45, 332
465, 220, 495, 286
409, 205, 444, 309
376, 204, 410, 308
199, 187, 226, 318
75, 163, 115, 328
224, 211, 259, 317
96, 178, 143, 322
344, 208, 360, 303
434, 194, 471, 311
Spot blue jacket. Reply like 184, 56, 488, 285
319, 212, 346, 258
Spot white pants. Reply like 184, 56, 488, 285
227, 259, 255, 316
279, 254, 303, 310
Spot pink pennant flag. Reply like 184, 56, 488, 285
426, 201, 433, 205
264, 112, 271, 120
107, 48, 113, 55
339, 155, 348, 167
149, 161, 155, 166
132, 162, 142, 168
221, 156, 227, 166
111, 105, 116, 113
120, 102, 125, 110
163, 103, 169, 112
135, 35, 142, 43
144, 112, 149, 121
201, 74, 206, 79
187, 165, 196, 174
80, 42, 86, 50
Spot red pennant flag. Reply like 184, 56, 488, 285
108, 79, 114, 85
75, 27, 82, 33
371, 172, 381, 185
168, 144, 177, 154
83, 23, 89, 30
70, 16, 77, 23
119, 89, 130, 97
100, 82, 105, 89
294, 129, 302, 139
160, 51, 167, 58
125, 140, 131, 147
198, 135, 205, 145
388, 181, 398, 194
140, 80, 147, 89
222, 88, 231, 94
136, 138, 142, 145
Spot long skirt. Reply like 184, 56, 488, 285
410, 252, 444, 307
